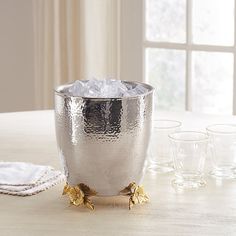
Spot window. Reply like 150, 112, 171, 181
144, 0, 235, 115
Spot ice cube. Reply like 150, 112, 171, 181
133, 84, 149, 95
68, 80, 86, 96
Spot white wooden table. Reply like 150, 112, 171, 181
0, 110, 236, 236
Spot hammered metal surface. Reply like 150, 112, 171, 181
54, 82, 154, 196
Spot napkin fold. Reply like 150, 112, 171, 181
0, 162, 65, 196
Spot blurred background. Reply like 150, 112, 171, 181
0, 0, 235, 115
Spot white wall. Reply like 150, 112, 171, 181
0, 0, 142, 112
0, 0, 35, 112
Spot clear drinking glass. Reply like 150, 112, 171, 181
148, 120, 181, 173
169, 131, 208, 189
207, 124, 236, 179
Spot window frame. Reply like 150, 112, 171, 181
141, 0, 236, 115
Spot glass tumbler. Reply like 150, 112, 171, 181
207, 124, 236, 179
148, 120, 181, 173
169, 131, 208, 189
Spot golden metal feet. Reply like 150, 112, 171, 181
63, 183, 97, 210
63, 182, 149, 210
120, 182, 149, 210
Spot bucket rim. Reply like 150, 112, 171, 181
54, 80, 155, 100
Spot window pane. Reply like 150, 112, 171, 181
146, 0, 186, 43
193, 0, 234, 46
146, 48, 186, 111
192, 52, 233, 114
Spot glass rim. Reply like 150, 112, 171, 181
206, 124, 236, 134
168, 131, 209, 142
153, 119, 182, 129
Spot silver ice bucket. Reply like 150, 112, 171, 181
54, 81, 154, 196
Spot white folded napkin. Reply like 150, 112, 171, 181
0, 162, 65, 196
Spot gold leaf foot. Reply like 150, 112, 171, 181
120, 182, 149, 210
63, 183, 97, 210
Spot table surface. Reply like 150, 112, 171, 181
1, 110, 236, 236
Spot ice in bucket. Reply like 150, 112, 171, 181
67, 78, 149, 97
54, 79, 154, 198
